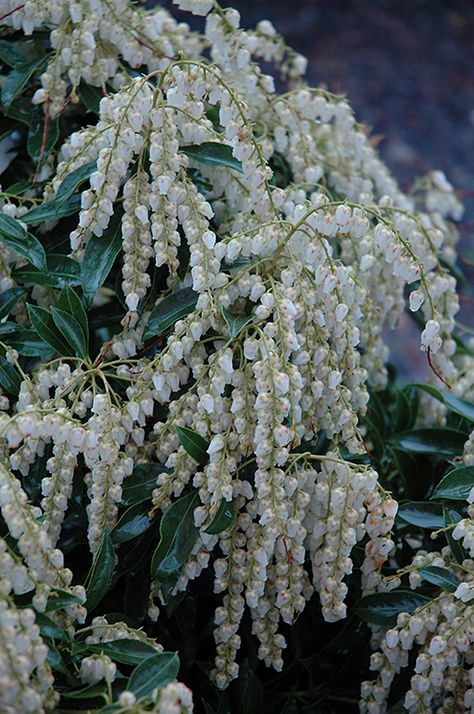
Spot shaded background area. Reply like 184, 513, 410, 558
161, 0, 474, 379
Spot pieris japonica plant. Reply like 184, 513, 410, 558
0, 0, 473, 711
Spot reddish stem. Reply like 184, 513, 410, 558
426, 347, 452, 390
93, 342, 112, 369
0, 3, 24, 21
33, 98, 51, 184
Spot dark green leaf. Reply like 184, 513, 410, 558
1, 55, 47, 108
127, 652, 180, 699
181, 142, 243, 172
151, 491, 199, 603
122, 463, 167, 507
237, 660, 263, 714
445, 507, 467, 564
46, 589, 84, 613
0, 213, 46, 270
3, 329, 52, 357
81, 222, 122, 305
84, 530, 115, 611
14, 253, 81, 289
144, 288, 198, 341
0, 322, 17, 336
58, 286, 88, 339
176, 426, 209, 465
353, 590, 430, 626
76, 84, 102, 114
431, 466, 474, 501
410, 383, 474, 423
221, 306, 254, 339
418, 565, 460, 592
0, 40, 27, 68
27, 111, 59, 163
0, 287, 24, 320
56, 161, 96, 203
61, 683, 108, 702
397, 501, 460, 530
389, 429, 466, 459
111, 501, 155, 544
0, 356, 21, 395
79, 639, 160, 666
35, 612, 70, 642
27, 304, 70, 355
21, 194, 82, 225
203, 498, 235, 535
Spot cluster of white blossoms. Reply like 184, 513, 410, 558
0, 0, 471, 708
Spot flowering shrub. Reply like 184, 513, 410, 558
0, 0, 473, 711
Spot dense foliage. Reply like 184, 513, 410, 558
0, 0, 473, 712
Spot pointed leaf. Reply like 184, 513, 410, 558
84, 530, 115, 611
181, 142, 243, 172
81, 222, 122, 304
397, 501, 460, 530
389, 429, 466, 458
144, 288, 198, 341
3, 330, 52, 357
176, 426, 209, 465
431, 466, 474, 501
127, 651, 180, 699
111, 501, 155, 544
0, 287, 24, 320
27, 304, 70, 355
46, 589, 85, 613
58, 286, 88, 339
445, 507, 467, 564
56, 161, 96, 203
0, 214, 46, 269
35, 612, 70, 642
221, 306, 254, 339
0, 40, 28, 68
151, 491, 199, 603
418, 565, 460, 593
353, 590, 430, 626
51, 307, 87, 358
0, 356, 21, 395
203, 498, 235, 535
1, 55, 48, 108
21, 194, 82, 225
79, 639, 160, 666
14, 254, 81, 289
122, 463, 168, 507
411, 383, 474, 423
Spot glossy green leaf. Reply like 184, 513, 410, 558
58, 286, 88, 339
203, 498, 235, 535
151, 491, 199, 603
46, 589, 85, 613
81, 222, 122, 304
1, 55, 47, 108
79, 639, 160, 666
27, 304, 70, 355
0, 40, 27, 68
445, 507, 466, 564
0, 287, 24, 320
61, 683, 108, 702
418, 565, 460, 592
76, 84, 102, 114
0, 322, 17, 336
411, 383, 474, 423
0, 357, 21, 395
111, 501, 155, 544
181, 142, 243, 172
0, 214, 46, 270
15, 254, 81, 289
56, 161, 96, 203
121, 463, 167, 507
3, 329, 52, 357
397, 501, 460, 530
176, 426, 209, 465
27, 111, 59, 163
35, 612, 70, 642
221, 306, 254, 339
127, 652, 180, 699
51, 307, 87, 358
431, 466, 474, 501
353, 590, 430, 626
144, 288, 198, 341
389, 429, 466, 459
84, 530, 115, 612
21, 194, 81, 225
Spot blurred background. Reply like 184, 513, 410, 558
160, 0, 474, 379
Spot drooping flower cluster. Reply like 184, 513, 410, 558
0, 0, 470, 708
